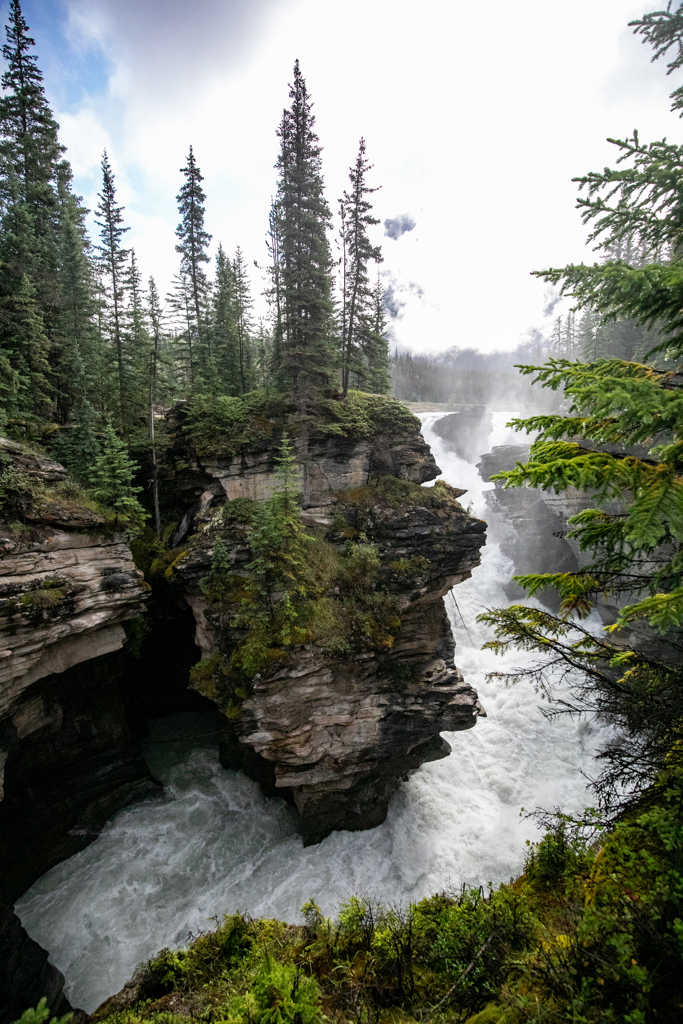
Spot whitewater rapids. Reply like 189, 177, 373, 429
16, 412, 607, 1012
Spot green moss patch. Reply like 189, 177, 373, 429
318, 390, 421, 440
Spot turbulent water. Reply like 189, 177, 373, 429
16, 412, 607, 1013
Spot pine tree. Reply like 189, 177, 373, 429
339, 138, 382, 396
146, 276, 163, 536
123, 248, 150, 429
232, 245, 253, 394
364, 275, 391, 394
211, 243, 239, 394
266, 199, 284, 382
88, 421, 146, 526
168, 271, 197, 390
95, 151, 130, 432
0, 0, 62, 279
175, 146, 211, 382
53, 161, 100, 424
481, 7, 683, 814
274, 61, 336, 405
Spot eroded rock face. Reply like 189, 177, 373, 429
176, 449, 487, 845
161, 410, 440, 542
0, 442, 158, 1021
432, 406, 493, 464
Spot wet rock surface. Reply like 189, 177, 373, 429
476, 445, 579, 608
432, 406, 493, 464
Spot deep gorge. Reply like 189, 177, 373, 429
0, 409, 607, 1018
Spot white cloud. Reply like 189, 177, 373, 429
47, 0, 683, 352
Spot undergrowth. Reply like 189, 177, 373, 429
182, 389, 421, 458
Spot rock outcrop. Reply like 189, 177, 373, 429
160, 398, 440, 539
0, 402, 487, 1011
432, 406, 493, 463
476, 445, 579, 608
172, 404, 487, 845
0, 441, 158, 1022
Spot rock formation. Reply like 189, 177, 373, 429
0, 400, 487, 1013
166, 402, 488, 844
432, 406, 493, 463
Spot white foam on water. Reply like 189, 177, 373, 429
16, 411, 606, 1013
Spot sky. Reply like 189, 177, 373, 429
8, 0, 683, 354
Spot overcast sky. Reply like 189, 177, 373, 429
10, 0, 683, 354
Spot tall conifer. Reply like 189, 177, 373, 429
95, 151, 130, 432
211, 243, 238, 394
364, 275, 391, 395
54, 161, 100, 422
0, 0, 62, 275
232, 245, 253, 394
274, 61, 335, 404
339, 138, 382, 395
175, 146, 211, 380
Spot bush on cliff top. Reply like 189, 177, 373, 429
182, 389, 420, 458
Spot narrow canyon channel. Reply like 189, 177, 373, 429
15, 412, 608, 1013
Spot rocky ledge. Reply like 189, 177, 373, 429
173, 409, 487, 843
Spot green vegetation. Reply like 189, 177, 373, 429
478, 6, 683, 816
0, 434, 145, 531
0, 3, 392, 519
11, 999, 71, 1024
319, 390, 420, 439
182, 391, 284, 457
468, 6, 683, 1019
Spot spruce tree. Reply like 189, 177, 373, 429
0, 0, 62, 278
123, 248, 150, 429
266, 199, 284, 382
481, 4, 683, 813
54, 161, 100, 424
232, 245, 253, 394
0, 0, 70, 427
339, 138, 382, 396
274, 61, 336, 406
146, 276, 163, 536
168, 271, 197, 389
95, 151, 130, 432
89, 421, 146, 526
364, 275, 391, 394
175, 146, 211, 381
211, 243, 239, 394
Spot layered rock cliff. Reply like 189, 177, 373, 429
0, 440, 158, 1021
165, 398, 488, 844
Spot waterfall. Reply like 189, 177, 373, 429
16, 412, 607, 1013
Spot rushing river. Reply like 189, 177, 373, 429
16, 412, 607, 1013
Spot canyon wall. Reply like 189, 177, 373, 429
0, 442, 158, 1022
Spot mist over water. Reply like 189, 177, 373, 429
16, 413, 607, 1013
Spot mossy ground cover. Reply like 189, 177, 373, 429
181, 390, 421, 459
